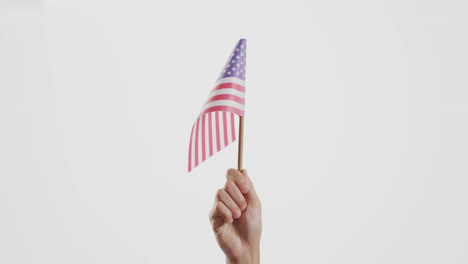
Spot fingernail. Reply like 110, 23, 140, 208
242, 169, 248, 179
240, 183, 249, 194
234, 210, 241, 219
241, 203, 247, 211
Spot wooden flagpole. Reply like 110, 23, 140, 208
237, 116, 244, 171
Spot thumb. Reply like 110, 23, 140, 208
241, 169, 260, 206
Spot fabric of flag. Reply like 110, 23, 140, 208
188, 39, 247, 172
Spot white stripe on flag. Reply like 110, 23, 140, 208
208, 89, 245, 98
202, 100, 245, 112
214, 77, 245, 86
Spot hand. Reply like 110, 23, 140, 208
209, 169, 262, 264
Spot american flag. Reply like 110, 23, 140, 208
188, 39, 247, 172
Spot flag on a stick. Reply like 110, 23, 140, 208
188, 39, 247, 172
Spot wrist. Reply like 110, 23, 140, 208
226, 246, 260, 264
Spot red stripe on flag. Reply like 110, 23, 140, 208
201, 114, 206, 162
195, 118, 200, 166
204, 94, 245, 105
231, 112, 236, 142
223, 112, 228, 147
208, 112, 213, 156
211, 82, 245, 92
215, 112, 221, 151
188, 124, 194, 172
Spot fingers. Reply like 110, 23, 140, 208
225, 180, 247, 211
226, 168, 249, 194
241, 169, 260, 206
216, 189, 242, 219
210, 168, 259, 227
209, 201, 233, 224
226, 168, 260, 206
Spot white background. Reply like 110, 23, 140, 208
1, 1, 467, 263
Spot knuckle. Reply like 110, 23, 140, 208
225, 180, 236, 190
226, 168, 237, 175
208, 209, 214, 219
226, 168, 239, 180
209, 202, 218, 219
234, 174, 244, 184
216, 189, 224, 198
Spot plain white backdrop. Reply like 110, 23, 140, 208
1, 0, 467, 263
